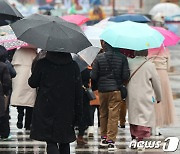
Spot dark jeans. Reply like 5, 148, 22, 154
46, 142, 70, 154
17, 106, 33, 129
89, 105, 100, 127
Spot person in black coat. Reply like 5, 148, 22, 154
76, 67, 92, 145
0, 46, 11, 139
28, 52, 83, 154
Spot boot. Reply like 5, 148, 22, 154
76, 136, 87, 145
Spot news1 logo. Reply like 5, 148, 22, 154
163, 137, 179, 152
129, 137, 179, 152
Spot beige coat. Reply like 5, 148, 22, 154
11, 48, 37, 107
127, 57, 162, 127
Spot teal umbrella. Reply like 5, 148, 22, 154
100, 21, 164, 50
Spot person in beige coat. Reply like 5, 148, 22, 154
148, 47, 176, 135
127, 50, 162, 148
11, 47, 37, 130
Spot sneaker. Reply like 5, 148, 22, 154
1, 135, 12, 141
100, 137, 108, 147
87, 126, 94, 138
108, 142, 117, 151
121, 125, 125, 128
137, 146, 145, 152
129, 139, 137, 149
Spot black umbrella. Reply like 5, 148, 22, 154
0, 20, 10, 26
0, 0, 23, 23
10, 14, 92, 53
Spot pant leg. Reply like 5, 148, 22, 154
99, 92, 109, 137
96, 105, 100, 127
46, 142, 59, 154
107, 91, 121, 142
17, 106, 25, 123
24, 107, 33, 129
89, 105, 96, 126
59, 143, 70, 154
0, 112, 10, 138
119, 100, 126, 126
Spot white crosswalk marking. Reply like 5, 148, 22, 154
0, 107, 169, 154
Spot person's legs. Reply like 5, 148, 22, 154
99, 92, 109, 138
24, 107, 33, 130
46, 142, 59, 154
88, 105, 96, 137
106, 91, 121, 151
89, 105, 96, 126
59, 143, 70, 154
107, 91, 121, 142
17, 106, 25, 129
77, 123, 87, 145
119, 100, 126, 128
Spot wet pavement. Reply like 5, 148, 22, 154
0, 45, 180, 154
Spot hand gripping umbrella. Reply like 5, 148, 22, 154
10, 14, 92, 53
0, 0, 23, 26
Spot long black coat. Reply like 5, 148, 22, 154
0, 62, 11, 117
28, 52, 83, 143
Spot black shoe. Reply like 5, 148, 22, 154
100, 137, 108, 147
17, 122, 23, 129
25, 127, 30, 131
121, 125, 125, 128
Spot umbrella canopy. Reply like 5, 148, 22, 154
165, 14, 180, 22
0, 34, 28, 50
149, 3, 180, 17
10, 14, 92, 53
0, 0, 23, 22
93, 17, 112, 29
61, 15, 89, 26
38, 4, 54, 11
109, 14, 151, 23
100, 21, 164, 50
71, 46, 100, 72
83, 26, 103, 48
151, 26, 180, 46
71, 54, 88, 72
0, 20, 11, 26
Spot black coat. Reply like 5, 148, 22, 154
91, 44, 130, 92
0, 62, 11, 117
28, 52, 83, 143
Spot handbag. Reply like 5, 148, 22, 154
83, 86, 96, 101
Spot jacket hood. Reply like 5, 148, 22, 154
46, 52, 73, 65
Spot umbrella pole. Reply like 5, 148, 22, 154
112, 0, 115, 16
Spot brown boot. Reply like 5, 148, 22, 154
76, 136, 87, 145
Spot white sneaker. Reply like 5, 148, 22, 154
87, 126, 94, 138
129, 139, 137, 149
137, 146, 145, 152
108, 142, 117, 151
